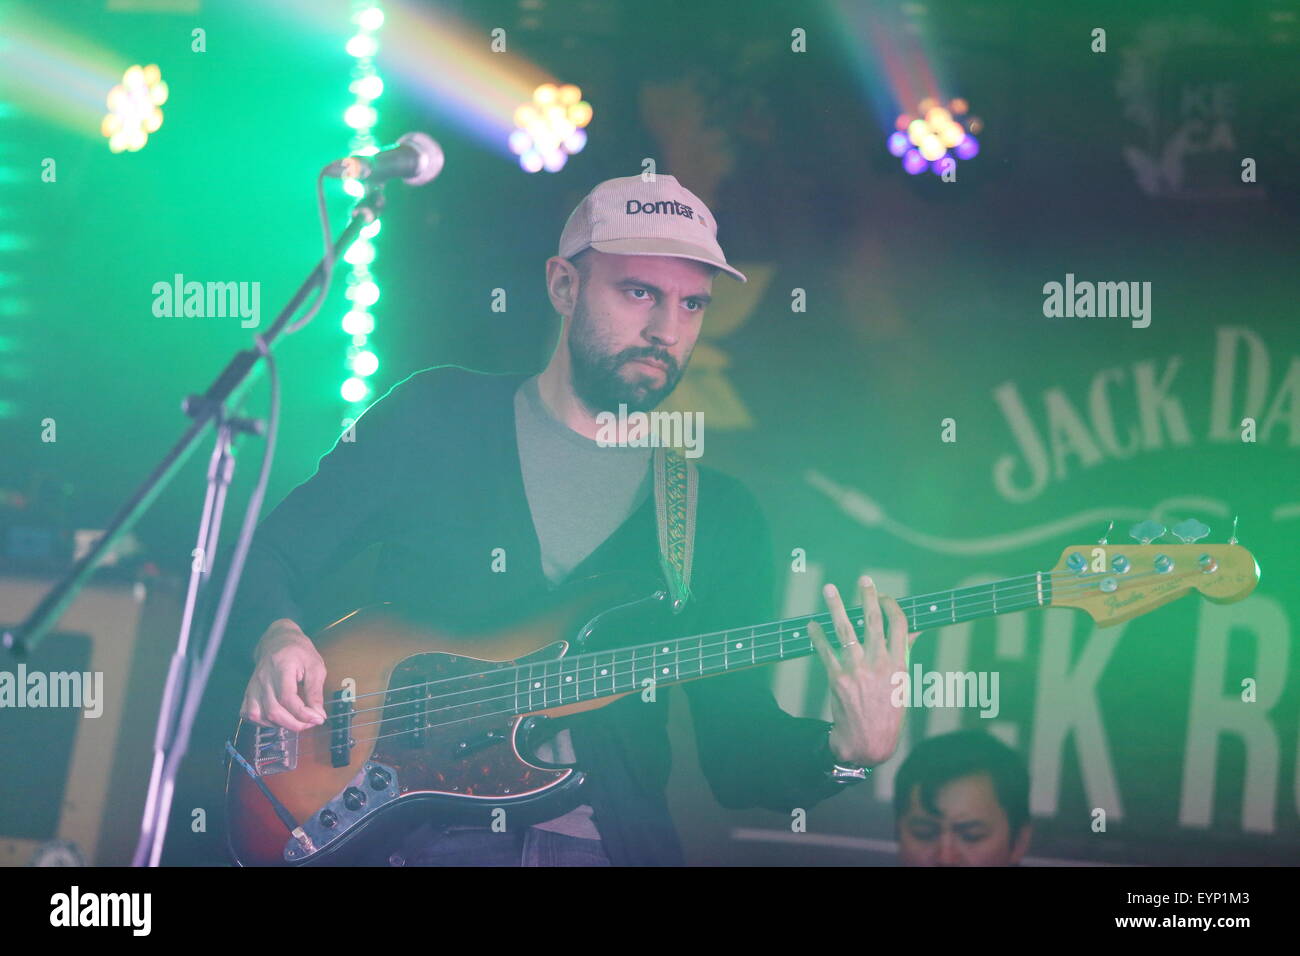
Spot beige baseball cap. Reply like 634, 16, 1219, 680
558, 174, 747, 282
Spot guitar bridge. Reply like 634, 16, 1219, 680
253, 725, 298, 776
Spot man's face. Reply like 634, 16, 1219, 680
565, 251, 714, 413
896, 773, 1030, 866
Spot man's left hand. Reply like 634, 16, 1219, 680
807, 575, 922, 767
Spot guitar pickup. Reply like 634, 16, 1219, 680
329, 690, 355, 768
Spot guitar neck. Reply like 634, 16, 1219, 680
510, 571, 1051, 714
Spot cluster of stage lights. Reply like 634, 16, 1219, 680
340, 1, 385, 406
887, 98, 981, 176
510, 84, 592, 173
101, 64, 168, 153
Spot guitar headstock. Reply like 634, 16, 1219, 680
1047, 518, 1260, 627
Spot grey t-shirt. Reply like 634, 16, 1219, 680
514, 375, 652, 839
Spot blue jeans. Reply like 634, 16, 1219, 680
385, 826, 612, 867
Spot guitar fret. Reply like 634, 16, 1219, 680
515, 571, 1070, 715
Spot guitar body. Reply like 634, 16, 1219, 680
225, 570, 666, 866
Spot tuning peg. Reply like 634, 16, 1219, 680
1098, 520, 1114, 545
1170, 518, 1210, 544
1129, 520, 1167, 545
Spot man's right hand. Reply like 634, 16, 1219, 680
240, 619, 328, 731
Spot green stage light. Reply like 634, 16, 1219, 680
342, 310, 375, 336
344, 238, 375, 266
355, 6, 384, 31
341, 376, 369, 403
351, 349, 378, 377
347, 279, 379, 308
346, 34, 378, 59
340, 1, 385, 407
350, 75, 383, 100
344, 103, 377, 130
338, 3, 385, 405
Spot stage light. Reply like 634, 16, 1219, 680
101, 64, 168, 153
350, 349, 379, 377
350, 75, 383, 100
902, 149, 927, 175
354, 6, 384, 31
520, 149, 544, 173
568, 101, 593, 128
344, 103, 377, 129
340, 2, 385, 408
887, 96, 983, 177
925, 106, 951, 127
344, 239, 375, 266
918, 134, 944, 161
938, 123, 965, 148
562, 128, 587, 154
348, 280, 379, 308
955, 135, 979, 159
346, 34, 378, 58
341, 377, 369, 403
342, 311, 375, 336
512, 83, 591, 174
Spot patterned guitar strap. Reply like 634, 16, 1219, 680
652, 446, 698, 614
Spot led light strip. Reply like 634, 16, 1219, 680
340, 1, 385, 407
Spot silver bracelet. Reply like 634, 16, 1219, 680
825, 725, 873, 782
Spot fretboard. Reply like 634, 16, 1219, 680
511, 572, 1051, 713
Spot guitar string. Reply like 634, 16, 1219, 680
255, 566, 1180, 761
268, 564, 1176, 748
311, 563, 1174, 718
279, 569, 1065, 729
313, 564, 1139, 710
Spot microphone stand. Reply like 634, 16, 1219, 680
2, 181, 387, 867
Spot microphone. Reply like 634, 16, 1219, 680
327, 131, 444, 186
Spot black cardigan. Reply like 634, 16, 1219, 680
229, 365, 845, 865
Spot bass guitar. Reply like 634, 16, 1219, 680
224, 518, 1258, 865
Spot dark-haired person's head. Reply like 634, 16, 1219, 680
893, 731, 1031, 866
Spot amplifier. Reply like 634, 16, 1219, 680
0, 574, 180, 865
